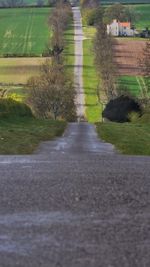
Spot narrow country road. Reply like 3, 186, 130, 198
0, 123, 150, 266
0, 7, 150, 267
72, 7, 85, 119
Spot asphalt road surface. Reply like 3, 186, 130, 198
0, 122, 150, 267
72, 7, 85, 118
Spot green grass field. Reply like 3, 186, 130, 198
97, 122, 150, 155
133, 4, 150, 30
0, 117, 66, 154
0, 7, 51, 56
118, 75, 143, 97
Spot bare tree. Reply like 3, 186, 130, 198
139, 41, 150, 103
94, 23, 117, 102
45, 0, 72, 62
103, 3, 136, 24
28, 0, 76, 121
28, 60, 76, 121
80, 0, 99, 9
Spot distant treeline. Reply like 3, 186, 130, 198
101, 0, 150, 5
0, 0, 58, 8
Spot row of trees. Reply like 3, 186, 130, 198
0, 0, 25, 7
81, 2, 137, 26
28, 0, 76, 121
0, 0, 61, 7
28, 60, 76, 120
80, 0, 102, 26
94, 23, 117, 103
44, 0, 72, 62
104, 3, 137, 25
81, 1, 149, 122
94, 23, 150, 106
140, 41, 150, 105
0, 0, 45, 7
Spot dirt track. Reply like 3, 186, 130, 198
114, 39, 147, 75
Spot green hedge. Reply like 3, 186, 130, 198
0, 98, 33, 119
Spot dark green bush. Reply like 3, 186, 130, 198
102, 95, 141, 122
0, 98, 33, 119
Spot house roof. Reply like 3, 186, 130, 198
119, 22, 131, 28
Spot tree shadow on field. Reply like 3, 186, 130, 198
64, 32, 74, 37
83, 65, 93, 70
84, 87, 97, 95
63, 53, 75, 57
85, 103, 99, 107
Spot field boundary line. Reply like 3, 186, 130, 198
136, 76, 144, 97
28, 8, 34, 53
140, 76, 148, 97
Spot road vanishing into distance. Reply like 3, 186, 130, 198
73, 7, 85, 118
0, 7, 150, 267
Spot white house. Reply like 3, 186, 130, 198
107, 19, 136, 37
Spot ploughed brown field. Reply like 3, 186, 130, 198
114, 39, 147, 76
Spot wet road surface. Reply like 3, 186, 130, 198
0, 123, 150, 266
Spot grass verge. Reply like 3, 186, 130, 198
97, 122, 150, 155
83, 26, 102, 123
64, 23, 75, 74
0, 117, 66, 154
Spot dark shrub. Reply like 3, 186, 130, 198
102, 95, 141, 122
0, 99, 33, 119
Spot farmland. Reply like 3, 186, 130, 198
114, 39, 146, 76
118, 75, 143, 97
133, 4, 150, 30
0, 7, 50, 56
0, 57, 46, 84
